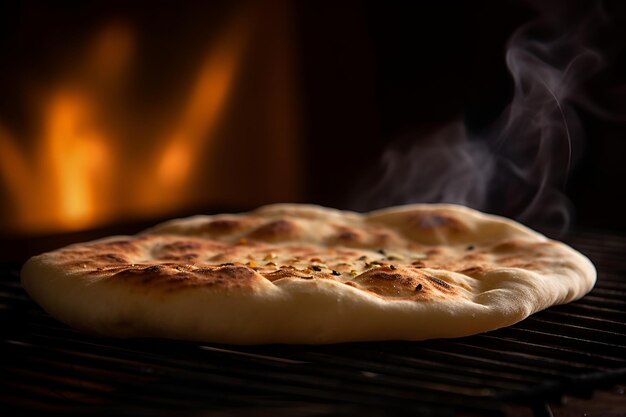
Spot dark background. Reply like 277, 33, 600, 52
296, 0, 626, 232
1, 0, 626, 247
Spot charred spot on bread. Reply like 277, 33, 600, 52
374, 232, 393, 245
491, 239, 537, 253
348, 266, 460, 300
112, 265, 164, 284
108, 264, 260, 291
154, 240, 204, 261
457, 266, 486, 276
336, 229, 361, 242
97, 239, 139, 250
93, 253, 129, 264
353, 269, 420, 298
159, 253, 199, 262
152, 238, 227, 258
197, 265, 256, 280
426, 275, 452, 290
85, 239, 141, 257
144, 265, 163, 273
249, 219, 299, 241
201, 218, 246, 234
160, 241, 202, 252
263, 268, 315, 282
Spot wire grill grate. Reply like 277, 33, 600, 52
1, 230, 625, 416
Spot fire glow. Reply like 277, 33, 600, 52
0, 12, 249, 233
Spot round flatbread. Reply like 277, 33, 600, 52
21, 204, 596, 344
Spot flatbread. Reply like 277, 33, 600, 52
21, 204, 596, 344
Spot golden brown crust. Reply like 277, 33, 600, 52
33, 227, 581, 302
21, 203, 597, 344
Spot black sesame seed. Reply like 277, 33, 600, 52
387, 255, 399, 260
377, 248, 386, 255
331, 270, 341, 276
145, 265, 162, 273
358, 255, 367, 261
312, 265, 322, 272
415, 283, 423, 291
466, 245, 476, 251
389, 265, 397, 270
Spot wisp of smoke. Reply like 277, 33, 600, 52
350, 3, 606, 232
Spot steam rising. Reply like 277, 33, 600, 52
351, 5, 605, 230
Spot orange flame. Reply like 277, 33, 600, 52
0, 10, 251, 234
41, 91, 112, 229
153, 15, 246, 202
0, 91, 112, 231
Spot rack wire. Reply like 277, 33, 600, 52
1, 230, 625, 416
